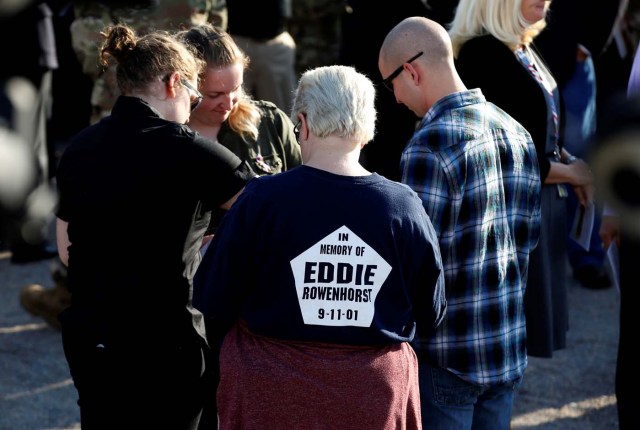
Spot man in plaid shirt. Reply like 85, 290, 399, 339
379, 17, 542, 430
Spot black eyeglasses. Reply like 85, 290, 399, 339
180, 79, 203, 112
294, 120, 301, 144
382, 51, 424, 91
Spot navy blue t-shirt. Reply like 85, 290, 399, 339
194, 165, 446, 346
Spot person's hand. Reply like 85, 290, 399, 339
571, 183, 595, 206
569, 159, 595, 206
570, 158, 593, 186
599, 215, 620, 250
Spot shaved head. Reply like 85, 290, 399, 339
378, 16, 465, 117
380, 16, 453, 70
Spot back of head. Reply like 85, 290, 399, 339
291, 65, 376, 144
99, 24, 203, 95
176, 23, 249, 71
448, 0, 547, 56
380, 17, 453, 74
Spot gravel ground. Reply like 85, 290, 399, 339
511, 276, 620, 429
0, 248, 620, 430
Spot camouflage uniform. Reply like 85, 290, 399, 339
70, 0, 227, 124
71, 0, 345, 122
290, 0, 343, 75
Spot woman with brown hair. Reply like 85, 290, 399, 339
55, 23, 255, 429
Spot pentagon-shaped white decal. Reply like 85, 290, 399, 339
290, 225, 391, 327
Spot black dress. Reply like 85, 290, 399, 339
456, 35, 568, 358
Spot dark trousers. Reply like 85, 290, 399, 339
616, 235, 638, 429
61, 320, 207, 430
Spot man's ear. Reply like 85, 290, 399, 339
407, 63, 420, 86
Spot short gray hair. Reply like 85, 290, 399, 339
291, 65, 376, 144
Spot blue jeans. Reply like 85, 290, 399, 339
419, 363, 521, 430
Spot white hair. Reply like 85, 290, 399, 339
291, 65, 376, 144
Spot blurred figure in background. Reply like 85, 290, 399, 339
0, 1, 59, 264
289, 0, 343, 74
449, 0, 594, 359
70, 0, 226, 124
19, 0, 93, 330
0, 80, 40, 248
594, 43, 640, 430
337, 0, 430, 181
226, 0, 297, 113
592, 0, 636, 129
535, 0, 632, 290
338, 0, 460, 181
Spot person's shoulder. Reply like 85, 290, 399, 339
251, 99, 280, 113
66, 114, 119, 147
173, 122, 198, 138
379, 176, 417, 194
427, 90, 484, 126
482, 101, 536, 146
460, 34, 497, 51
143, 119, 199, 147
376, 176, 430, 211
458, 35, 510, 59
60, 123, 99, 157
416, 91, 499, 148
241, 167, 301, 198
457, 36, 521, 83
457, 36, 490, 73
252, 165, 302, 181
252, 99, 294, 130
485, 101, 527, 129
407, 119, 452, 152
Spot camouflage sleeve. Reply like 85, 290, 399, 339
69, 13, 108, 81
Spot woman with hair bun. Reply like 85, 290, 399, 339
55, 23, 255, 429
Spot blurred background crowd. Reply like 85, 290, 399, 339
1, 0, 640, 428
